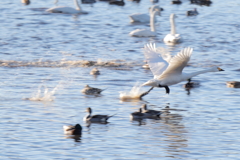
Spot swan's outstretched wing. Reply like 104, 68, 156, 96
160, 47, 193, 77
143, 43, 170, 77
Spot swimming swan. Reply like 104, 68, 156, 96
164, 14, 181, 44
129, 5, 161, 23
142, 43, 224, 94
46, 0, 87, 14
129, 10, 160, 37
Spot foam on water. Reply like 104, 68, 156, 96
119, 82, 148, 101
0, 59, 138, 68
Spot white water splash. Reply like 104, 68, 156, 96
25, 83, 62, 102
119, 82, 147, 101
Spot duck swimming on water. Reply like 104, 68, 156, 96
186, 8, 198, 16
83, 107, 115, 122
81, 85, 104, 95
63, 124, 82, 135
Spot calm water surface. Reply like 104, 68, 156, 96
1, 0, 240, 159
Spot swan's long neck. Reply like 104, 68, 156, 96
183, 68, 216, 80
170, 15, 176, 35
74, 0, 82, 10
150, 11, 158, 32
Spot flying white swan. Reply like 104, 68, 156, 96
129, 10, 160, 37
46, 0, 88, 14
164, 14, 181, 44
129, 5, 161, 23
142, 43, 224, 94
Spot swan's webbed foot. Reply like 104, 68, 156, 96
158, 84, 170, 94
164, 86, 170, 94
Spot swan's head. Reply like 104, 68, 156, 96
142, 79, 160, 87
170, 13, 177, 19
211, 66, 224, 72
149, 5, 162, 15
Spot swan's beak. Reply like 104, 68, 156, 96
218, 67, 224, 71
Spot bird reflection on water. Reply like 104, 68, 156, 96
64, 135, 82, 142
140, 104, 189, 157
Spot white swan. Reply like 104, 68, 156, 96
129, 5, 161, 23
129, 10, 160, 37
164, 14, 181, 44
142, 43, 224, 94
46, 0, 87, 14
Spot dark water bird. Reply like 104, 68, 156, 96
128, 0, 141, 3
22, 0, 30, 5
142, 43, 224, 95
226, 81, 240, 88
81, 0, 96, 4
130, 108, 146, 119
63, 124, 82, 135
83, 107, 115, 122
183, 79, 200, 89
186, 8, 199, 16
190, 0, 212, 6
90, 68, 100, 75
81, 85, 104, 94
109, 0, 125, 6
172, 0, 182, 4
150, 0, 159, 3
141, 104, 162, 118
183, 79, 200, 95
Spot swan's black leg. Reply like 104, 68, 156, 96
140, 87, 154, 99
187, 78, 191, 83
164, 86, 170, 94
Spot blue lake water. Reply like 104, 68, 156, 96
1, 0, 240, 159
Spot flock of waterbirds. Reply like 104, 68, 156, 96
20, 0, 239, 138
